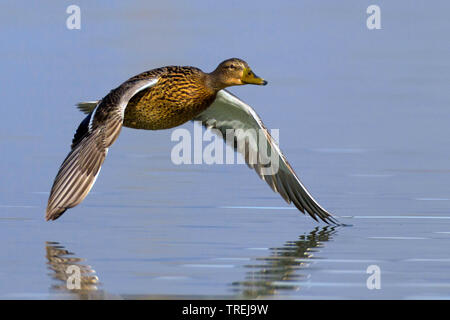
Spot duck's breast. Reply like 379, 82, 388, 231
123, 72, 216, 130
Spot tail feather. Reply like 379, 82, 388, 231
76, 101, 99, 114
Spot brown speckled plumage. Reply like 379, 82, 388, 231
123, 66, 216, 130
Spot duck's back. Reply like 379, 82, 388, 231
123, 66, 217, 130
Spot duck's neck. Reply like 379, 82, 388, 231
204, 70, 227, 92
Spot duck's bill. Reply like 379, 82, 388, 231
241, 68, 268, 85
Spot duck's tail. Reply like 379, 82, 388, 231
76, 101, 99, 115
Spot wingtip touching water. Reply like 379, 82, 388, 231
46, 207, 67, 221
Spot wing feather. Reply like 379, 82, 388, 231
194, 89, 338, 224
46, 78, 159, 220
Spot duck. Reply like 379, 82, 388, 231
46, 58, 338, 224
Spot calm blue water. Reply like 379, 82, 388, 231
1, 1, 450, 299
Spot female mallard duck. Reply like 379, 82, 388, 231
46, 58, 338, 224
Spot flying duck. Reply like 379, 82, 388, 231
46, 58, 338, 224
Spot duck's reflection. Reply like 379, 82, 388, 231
45, 226, 336, 299
231, 226, 337, 298
45, 241, 106, 299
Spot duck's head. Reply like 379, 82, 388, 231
209, 58, 267, 89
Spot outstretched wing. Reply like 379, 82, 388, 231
194, 89, 338, 224
46, 78, 159, 220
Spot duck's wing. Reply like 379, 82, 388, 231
194, 89, 338, 224
46, 78, 159, 221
